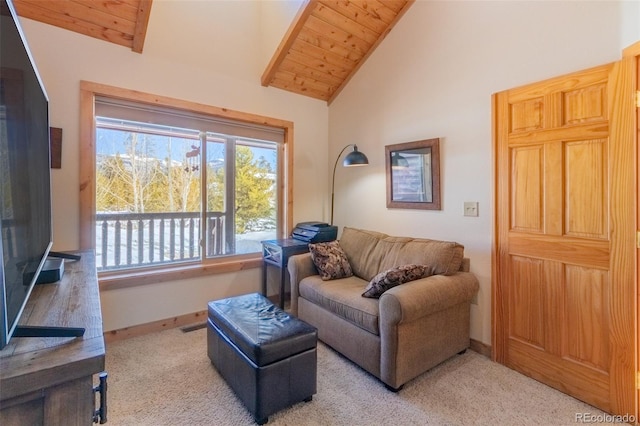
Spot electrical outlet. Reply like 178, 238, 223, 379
464, 201, 479, 217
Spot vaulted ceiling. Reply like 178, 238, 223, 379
12, 0, 414, 104
262, 0, 414, 104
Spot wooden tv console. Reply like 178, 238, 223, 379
0, 250, 106, 425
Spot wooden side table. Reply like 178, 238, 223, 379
262, 239, 309, 309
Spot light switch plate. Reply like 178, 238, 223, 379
464, 202, 479, 217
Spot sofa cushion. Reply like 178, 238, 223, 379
299, 275, 380, 335
339, 227, 465, 279
362, 264, 434, 298
339, 227, 388, 280
308, 240, 353, 281
379, 239, 464, 276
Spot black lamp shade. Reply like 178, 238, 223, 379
343, 146, 369, 166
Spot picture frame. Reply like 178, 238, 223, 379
385, 138, 441, 210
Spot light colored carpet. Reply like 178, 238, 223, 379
105, 327, 612, 426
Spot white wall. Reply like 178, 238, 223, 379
16, 0, 639, 336
19, 0, 326, 331
329, 1, 639, 345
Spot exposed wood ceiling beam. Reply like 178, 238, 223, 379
13, 0, 153, 53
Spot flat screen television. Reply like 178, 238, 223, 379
0, 0, 53, 350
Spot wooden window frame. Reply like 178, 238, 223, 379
79, 81, 294, 290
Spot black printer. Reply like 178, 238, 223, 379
291, 222, 338, 243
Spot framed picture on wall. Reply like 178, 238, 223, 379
385, 138, 441, 210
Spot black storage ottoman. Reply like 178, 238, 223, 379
207, 293, 317, 425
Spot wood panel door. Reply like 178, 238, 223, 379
493, 60, 636, 416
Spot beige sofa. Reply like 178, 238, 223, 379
287, 227, 479, 391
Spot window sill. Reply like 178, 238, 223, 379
98, 254, 263, 291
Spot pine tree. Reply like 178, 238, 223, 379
234, 146, 274, 233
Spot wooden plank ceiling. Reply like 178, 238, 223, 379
262, 0, 414, 104
10, 0, 413, 103
12, 0, 152, 53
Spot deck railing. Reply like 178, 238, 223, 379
96, 211, 227, 271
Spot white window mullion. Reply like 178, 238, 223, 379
199, 131, 207, 260
225, 137, 236, 254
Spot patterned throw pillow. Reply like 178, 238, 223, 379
362, 264, 434, 298
308, 240, 354, 281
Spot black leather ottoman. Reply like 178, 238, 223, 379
207, 293, 317, 425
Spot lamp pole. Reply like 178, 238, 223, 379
330, 144, 369, 225
331, 144, 354, 225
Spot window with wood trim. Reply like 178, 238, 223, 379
79, 82, 293, 280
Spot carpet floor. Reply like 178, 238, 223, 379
105, 327, 613, 425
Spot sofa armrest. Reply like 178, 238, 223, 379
379, 272, 479, 324
378, 271, 479, 388
287, 252, 317, 315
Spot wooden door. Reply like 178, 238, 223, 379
493, 60, 636, 416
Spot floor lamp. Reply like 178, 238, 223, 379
331, 144, 369, 225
